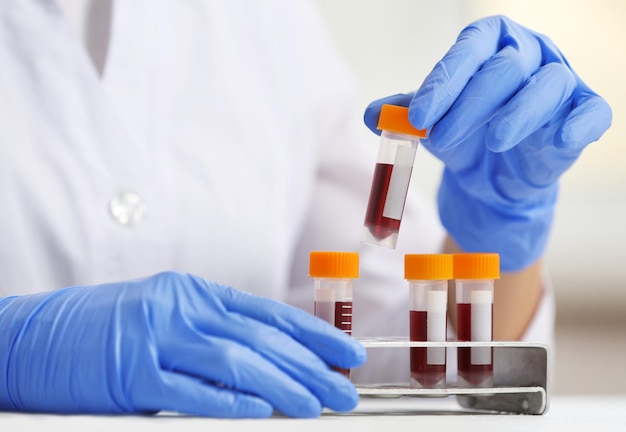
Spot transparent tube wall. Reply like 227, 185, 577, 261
362, 131, 419, 249
409, 279, 447, 388
456, 279, 494, 388
314, 277, 354, 377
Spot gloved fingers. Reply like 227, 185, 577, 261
424, 43, 542, 151
557, 90, 613, 151
145, 272, 361, 413
145, 274, 360, 413
149, 272, 365, 370
211, 312, 360, 414
486, 62, 577, 152
363, 93, 414, 135
159, 335, 329, 417
133, 369, 274, 418
408, 16, 541, 135
211, 282, 366, 370
161, 276, 360, 414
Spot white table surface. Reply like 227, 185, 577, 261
2, 395, 625, 432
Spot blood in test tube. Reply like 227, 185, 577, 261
453, 253, 499, 388
309, 251, 358, 379
334, 301, 353, 335
405, 254, 451, 389
334, 300, 353, 377
361, 105, 426, 249
456, 301, 493, 387
315, 299, 353, 377
364, 163, 403, 241
410, 309, 446, 387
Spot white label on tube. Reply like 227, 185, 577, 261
382, 144, 416, 220
427, 311, 446, 365
470, 290, 492, 365
427, 290, 447, 365
427, 289, 447, 313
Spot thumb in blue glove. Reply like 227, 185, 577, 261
364, 15, 612, 271
0, 271, 366, 418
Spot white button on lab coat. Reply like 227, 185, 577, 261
0, 0, 552, 384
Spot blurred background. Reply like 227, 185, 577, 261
316, 0, 626, 395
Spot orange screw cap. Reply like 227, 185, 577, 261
404, 254, 453, 280
309, 251, 359, 278
453, 253, 500, 280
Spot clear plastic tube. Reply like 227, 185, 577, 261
362, 104, 426, 249
313, 277, 353, 337
456, 279, 494, 387
405, 253, 452, 389
309, 251, 359, 378
409, 279, 447, 388
363, 131, 419, 248
453, 253, 500, 388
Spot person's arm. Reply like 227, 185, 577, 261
443, 236, 543, 341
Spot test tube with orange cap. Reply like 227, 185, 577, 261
453, 253, 500, 388
309, 251, 359, 378
405, 254, 453, 388
362, 104, 427, 249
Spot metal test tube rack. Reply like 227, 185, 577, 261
354, 338, 551, 415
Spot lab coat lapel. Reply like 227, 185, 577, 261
101, 0, 163, 162
0, 0, 173, 287
11, 0, 161, 185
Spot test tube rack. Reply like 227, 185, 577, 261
354, 338, 550, 415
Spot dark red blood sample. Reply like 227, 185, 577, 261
410, 310, 446, 387
334, 301, 353, 335
364, 163, 405, 240
334, 301, 352, 377
313, 301, 353, 378
457, 303, 493, 387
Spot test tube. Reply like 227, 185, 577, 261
309, 251, 359, 378
453, 253, 500, 388
362, 104, 427, 249
405, 254, 452, 388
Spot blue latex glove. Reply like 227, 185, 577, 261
364, 15, 612, 271
0, 271, 366, 418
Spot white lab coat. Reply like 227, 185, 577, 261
0, 0, 553, 384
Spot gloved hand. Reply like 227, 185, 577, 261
364, 15, 612, 271
0, 271, 366, 418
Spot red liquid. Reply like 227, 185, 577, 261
457, 303, 493, 387
314, 301, 353, 378
334, 301, 353, 335
364, 163, 406, 240
410, 310, 446, 387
